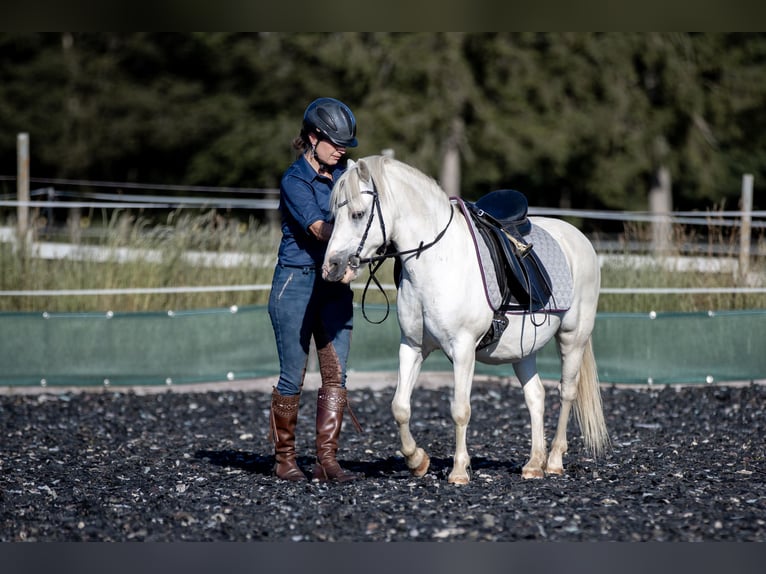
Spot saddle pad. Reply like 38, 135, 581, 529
516, 224, 573, 313
455, 198, 573, 313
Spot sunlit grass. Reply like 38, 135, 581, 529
598, 220, 766, 312
0, 210, 278, 313
1, 212, 763, 313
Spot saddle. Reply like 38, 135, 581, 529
464, 190, 554, 348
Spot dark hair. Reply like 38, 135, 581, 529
292, 131, 310, 153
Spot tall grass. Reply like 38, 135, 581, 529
597, 220, 766, 312
1, 212, 763, 313
0, 210, 278, 313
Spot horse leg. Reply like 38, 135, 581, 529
447, 346, 476, 485
546, 332, 584, 475
549, 334, 610, 473
391, 343, 430, 477
513, 356, 547, 479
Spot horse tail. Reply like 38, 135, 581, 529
574, 337, 611, 457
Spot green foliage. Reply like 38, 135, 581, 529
1, 33, 765, 214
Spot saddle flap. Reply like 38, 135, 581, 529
474, 223, 552, 310
464, 193, 553, 312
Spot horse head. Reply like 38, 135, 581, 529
322, 157, 388, 284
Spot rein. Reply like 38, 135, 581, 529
337, 178, 455, 323
354, 190, 455, 266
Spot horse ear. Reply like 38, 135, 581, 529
346, 158, 356, 169
357, 159, 371, 183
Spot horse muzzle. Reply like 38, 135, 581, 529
321, 255, 359, 284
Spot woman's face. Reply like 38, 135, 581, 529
310, 134, 347, 166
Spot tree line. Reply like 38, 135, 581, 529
1, 32, 764, 219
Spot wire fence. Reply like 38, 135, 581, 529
1, 174, 764, 226
1, 177, 764, 387
1, 174, 765, 300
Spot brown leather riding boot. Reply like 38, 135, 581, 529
269, 388, 307, 482
312, 384, 362, 482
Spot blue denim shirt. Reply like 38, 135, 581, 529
277, 154, 345, 267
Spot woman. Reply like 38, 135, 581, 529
268, 97, 361, 483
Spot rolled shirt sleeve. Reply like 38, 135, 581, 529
276, 156, 337, 267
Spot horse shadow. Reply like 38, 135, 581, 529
193, 449, 522, 480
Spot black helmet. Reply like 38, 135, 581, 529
303, 97, 358, 148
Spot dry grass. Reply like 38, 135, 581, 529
1, 212, 763, 313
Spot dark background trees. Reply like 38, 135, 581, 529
1, 32, 764, 219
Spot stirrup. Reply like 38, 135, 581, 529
504, 230, 533, 258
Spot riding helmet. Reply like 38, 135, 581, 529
303, 97, 358, 148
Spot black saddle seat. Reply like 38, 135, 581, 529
474, 189, 531, 236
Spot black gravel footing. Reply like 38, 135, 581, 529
1, 382, 764, 541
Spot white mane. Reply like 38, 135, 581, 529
331, 155, 447, 216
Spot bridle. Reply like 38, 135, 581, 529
336, 174, 455, 323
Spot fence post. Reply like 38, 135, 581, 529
649, 165, 673, 255
439, 117, 463, 199
739, 173, 753, 281
17, 133, 30, 246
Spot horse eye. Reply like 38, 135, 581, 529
351, 210, 366, 221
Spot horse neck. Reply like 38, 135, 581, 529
385, 174, 454, 252
388, 179, 480, 305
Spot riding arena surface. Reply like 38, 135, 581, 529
1, 373, 764, 542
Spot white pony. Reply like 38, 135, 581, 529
322, 155, 609, 484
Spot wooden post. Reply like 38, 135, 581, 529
440, 117, 463, 198
17, 133, 30, 245
649, 165, 673, 255
739, 174, 753, 280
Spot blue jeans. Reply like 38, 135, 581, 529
268, 264, 354, 396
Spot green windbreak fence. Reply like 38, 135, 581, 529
1, 305, 764, 387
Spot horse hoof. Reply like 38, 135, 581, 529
448, 474, 470, 485
545, 466, 564, 476
411, 451, 430, 477
521, 467, 545, 479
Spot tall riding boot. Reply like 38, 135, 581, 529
313, 384, 362, 482
269, 387, 307, 482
